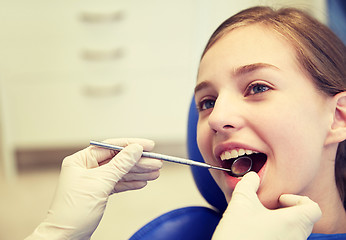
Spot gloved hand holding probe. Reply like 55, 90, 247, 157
25, 138, 162, 240
212, 172, 322, 240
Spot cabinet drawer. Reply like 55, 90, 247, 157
4, 69, 192, 147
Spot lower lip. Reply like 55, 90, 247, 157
224, 161, 267, 189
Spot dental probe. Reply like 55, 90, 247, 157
90, 140, 231, 172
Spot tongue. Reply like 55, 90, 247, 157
251, 153, 267, 173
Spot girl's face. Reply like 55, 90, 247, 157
195, 24, 334, 209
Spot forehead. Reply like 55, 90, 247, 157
197, 24, 299, 82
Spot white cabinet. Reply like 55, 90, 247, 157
0, 0, 198, 180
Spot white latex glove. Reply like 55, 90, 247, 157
26, 138, 162, 240
212, 172, 322, 240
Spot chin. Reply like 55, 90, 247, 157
258, 192, 281, 209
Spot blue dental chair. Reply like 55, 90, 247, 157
129, 99, 227, 240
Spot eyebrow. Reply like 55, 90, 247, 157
234, 63, 279, 77
194, 63, 279, 94
194, 81, 212, 94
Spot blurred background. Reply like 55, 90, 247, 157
0, 0, 342, 239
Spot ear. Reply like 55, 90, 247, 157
325, 92, 346, 146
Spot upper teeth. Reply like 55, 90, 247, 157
220, 149, 258, 161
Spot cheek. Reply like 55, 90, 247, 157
197, 121, 213, 163
197, 120, 230, 197
255, 100, 328, 205
261, 105, 324, 170
255, 91, 328, 153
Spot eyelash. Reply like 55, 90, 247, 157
245, 82, 271, 96
197, 82, 272, 112
197, 98, 215, 112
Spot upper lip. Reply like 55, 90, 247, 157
214, 142, 262, 160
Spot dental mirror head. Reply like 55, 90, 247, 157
230, 156, 253, 177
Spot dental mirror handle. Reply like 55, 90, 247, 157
90, 140, 231, 172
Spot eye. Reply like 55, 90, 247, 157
245, 83, 271, 96
197, 99, 215, 111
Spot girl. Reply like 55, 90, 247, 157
194, 6, 346, 238
26, 6, 346, 240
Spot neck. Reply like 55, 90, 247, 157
312, 194, 346, 234
310, 145, 346, 234
310, 159, 346, 233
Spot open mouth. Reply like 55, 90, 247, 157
220, 150, 267, 177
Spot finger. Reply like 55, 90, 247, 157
279, 194, 322, 223
106, 144, 143, 179
279, 194, 313, 207
90, 138, 155, 165
120, 170, 160, 181
129, 158, 163, 173
63, 147, 107, 169
227, 172, 262, 214
233, 171, 260, 195
112, 181, 148, 194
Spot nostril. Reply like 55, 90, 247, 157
212, 124, 235, 133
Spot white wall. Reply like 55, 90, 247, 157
0, 0, 327, 180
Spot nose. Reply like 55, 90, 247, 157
208, 95, 245, 134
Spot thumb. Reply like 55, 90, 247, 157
231, 172, 261, 203
212, 172, 262, 240
225, 172, 262, 215
103, 143, 143, 181
279, 194, 322, 224
233, 171, 260, 195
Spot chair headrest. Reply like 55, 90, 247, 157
187, 97, 227, 213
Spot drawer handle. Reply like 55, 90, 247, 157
82, 83, 123, 97
79, 11, 124, 23
81, 48, 124, 61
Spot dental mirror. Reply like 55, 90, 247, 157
230, 156, 253, 177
